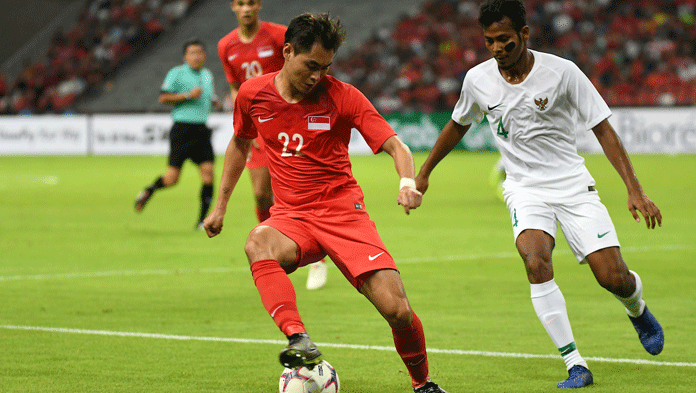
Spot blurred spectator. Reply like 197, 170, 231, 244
331, 0, 696, 112
2, 0, 196, 114
4, 0, 696, 114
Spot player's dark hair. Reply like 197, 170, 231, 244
478, 0, 527, 32
284, 13, 346, 54
183, 38, 206, 54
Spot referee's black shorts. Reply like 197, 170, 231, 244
168, 122, 214, 168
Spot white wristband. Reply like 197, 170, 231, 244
184, 92, 191, 100
400, 178, 416, 190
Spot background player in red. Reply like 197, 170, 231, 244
205, 13, 447, 393
218, 0, 328, 290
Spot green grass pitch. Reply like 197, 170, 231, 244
1, 152, 694, 392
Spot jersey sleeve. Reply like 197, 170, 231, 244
451, 75, 485, 126
343, 84, 396, 154
565, 62, 612, 130
217, 36, 238, 84
233, 84, 257, 140
161, 67, 180, 93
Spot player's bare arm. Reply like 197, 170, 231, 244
592, 119, 662, 229
380, 135, 422, 215
203, 135, 253, 237
416, 119, 471, 194
158, 86, 202, 104
227, 82, 260, 149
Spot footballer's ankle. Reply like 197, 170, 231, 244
413, 378, 431, 389
285, 325, 306, 338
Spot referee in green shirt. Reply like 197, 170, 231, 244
135, 38, 220, 230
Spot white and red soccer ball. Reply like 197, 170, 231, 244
279, 360, 340, 393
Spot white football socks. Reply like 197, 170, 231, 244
531, 279, 588, 371
614, 270, 646, 318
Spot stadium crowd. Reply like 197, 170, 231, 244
2, 0, 696, 114
331, 0, 696, 113
0, 0, 197, 114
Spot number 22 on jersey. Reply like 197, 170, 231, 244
278, 132, 304, 157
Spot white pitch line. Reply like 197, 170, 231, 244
398, 243, 693, 264
0, 267, 247, 282
1, 325, 694, 368
0, 244, 692, 282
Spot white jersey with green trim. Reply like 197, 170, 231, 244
452, 50, 612, 201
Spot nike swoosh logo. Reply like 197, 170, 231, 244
228, 54, 237, 61
407, 357, 425, 366
368, 252, 385, 261
270, 304, 284, 317
258, 117, 273, 123
487, 103, 503, 111
597, 231, 610, 238
545, 316, 557, 325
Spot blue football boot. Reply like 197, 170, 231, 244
629, 306, 664, 355
557, 365, 593, 389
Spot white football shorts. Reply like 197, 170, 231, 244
504, 188, 620, 263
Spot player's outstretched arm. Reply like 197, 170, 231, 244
159, 87, 202, 105
416, 119, 470, 194
203, 135, 253, 237
380, 135, 422, 215
592, 119, 662, 229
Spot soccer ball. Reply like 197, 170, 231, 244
279, 360, 340, 393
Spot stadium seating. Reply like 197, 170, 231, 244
331, 0, 696, 112
0, 0, 198, 114
2, 0, 696, 114
75, 0, 416, 114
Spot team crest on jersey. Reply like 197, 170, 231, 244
308, 116, 331, 130
257, 46, 274, 58
534, 97, 549, 111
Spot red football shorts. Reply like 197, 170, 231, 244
245, 136, 268, 169
258, 214, 398, 290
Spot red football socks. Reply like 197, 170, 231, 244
392, 312, 429, 387
250, 259, 305, 336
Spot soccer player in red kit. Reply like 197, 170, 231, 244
217, 0, 283, 223
204, 13, 447, 393
218, 0, 328, 290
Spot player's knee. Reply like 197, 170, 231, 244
383, 300, 413, 328
523, 256, 553, 282
244, 226, 296, 265
163, 175, 179, 186
244, 228, 268, 263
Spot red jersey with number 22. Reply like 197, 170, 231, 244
234, 72, 396, 219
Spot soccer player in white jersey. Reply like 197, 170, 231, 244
416, 0, 664, 389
